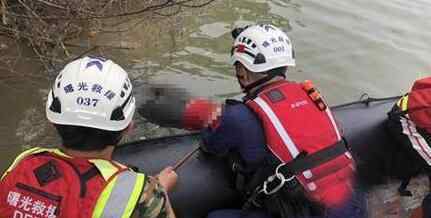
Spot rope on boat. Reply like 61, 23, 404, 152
332, 94, 402, 110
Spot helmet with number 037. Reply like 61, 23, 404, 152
46, 56, 135, 131
231, 24, 296, 73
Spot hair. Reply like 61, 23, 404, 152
54, 124, 125, 151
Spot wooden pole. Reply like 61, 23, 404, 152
173, 147, 200, 171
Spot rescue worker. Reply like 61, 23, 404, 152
0, 56, 178, 218
139, 24, 367, 218
385, 77, 431, 216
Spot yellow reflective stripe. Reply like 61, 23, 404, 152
1, 147, 40, 180
46, 148, 71, 158
92, 172, 145, 218
396, 97, 402, 107
1, 147, 73, 180
121, 173, 146, 218
398, 95, 409, 111
1, 145, 119, 182
0, 147, 68, 180
92, 176, 118, 218
89, 159, 120, 181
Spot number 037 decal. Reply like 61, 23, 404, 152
76, 97, 99, 107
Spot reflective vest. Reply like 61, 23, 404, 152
245, 80, 355, 207
397, 95, 409, 112
0, 147, 145, 218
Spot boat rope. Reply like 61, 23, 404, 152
332, 94, 402, 110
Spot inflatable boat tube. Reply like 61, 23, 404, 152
113, 96, 400, 218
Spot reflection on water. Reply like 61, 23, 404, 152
126, 0, 431, 104
1, 1, 431, 209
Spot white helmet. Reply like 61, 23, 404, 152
46, 56, 135, 131
231, 24, 295, 73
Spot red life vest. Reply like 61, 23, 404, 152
0, 147, 145, 218
245, 80, 355, 207
407, 77, 431, 134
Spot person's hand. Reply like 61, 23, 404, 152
156, 166, 178, 192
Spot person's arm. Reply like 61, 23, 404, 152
133, 167, 178, 218
200, 103, 243, 155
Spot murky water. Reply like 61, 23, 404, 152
1, 1, 431, 212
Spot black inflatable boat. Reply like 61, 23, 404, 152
113, 95, 400, 218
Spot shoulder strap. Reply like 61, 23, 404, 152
92, 171, 146, 218
57, 158, 100, 198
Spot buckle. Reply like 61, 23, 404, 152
262, 163, 295, 195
